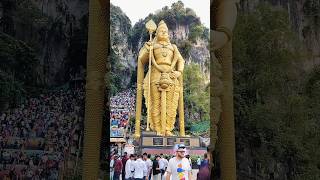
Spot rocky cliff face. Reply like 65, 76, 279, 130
239, 0, 320, 70
31, 0, 88, 86
110, 4, 135, 90
235, 1, 320, 179
1, 0, 88, 86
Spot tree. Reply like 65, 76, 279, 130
183, 63, 209, 123
189, 25, 204, 42
0, 33, 39, 109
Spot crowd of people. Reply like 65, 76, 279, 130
109, 144, 210, 180
110, 89, 135, 138
0, 86, 85, 179
110, 89, 135, 111
110, 109, 130, 137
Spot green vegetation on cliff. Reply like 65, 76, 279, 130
0, 32, 39, 110
128, 1, 208, 52
184, 63, 209, 120
233, 3, 320, 179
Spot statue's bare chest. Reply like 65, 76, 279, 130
153, 45, 174, 66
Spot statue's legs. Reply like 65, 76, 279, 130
152, 115, 161, 134
166, 84, 180, 135
150, 83, 162, 135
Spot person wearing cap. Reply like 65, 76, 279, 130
166, 144, 192, 180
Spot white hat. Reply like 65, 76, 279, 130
174, 144, 186, 152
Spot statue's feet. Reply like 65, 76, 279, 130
165, 131, 175, 136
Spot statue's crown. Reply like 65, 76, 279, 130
157, 20, 168, 30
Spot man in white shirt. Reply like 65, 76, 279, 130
133, 154, 148, 180
143, 153, 153, 180
166, 144, 192, 180
125, 154, 135, 180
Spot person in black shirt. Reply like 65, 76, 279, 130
153, 155, 161, 180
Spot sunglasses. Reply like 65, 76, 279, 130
177, 151, 185, 153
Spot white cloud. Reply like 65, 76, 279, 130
110, 0, 210, 28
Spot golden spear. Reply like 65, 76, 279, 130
145, 20, 157, 131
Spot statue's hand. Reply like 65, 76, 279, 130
143, 41, 152, 51
170, 71, 181, 79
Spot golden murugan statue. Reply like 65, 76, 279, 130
135, 20, 185, 138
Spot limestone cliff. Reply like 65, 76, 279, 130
239, 0, 320, 70
234, 1, 320, 179
110, 4, 135, 91
0, 0, 88, 86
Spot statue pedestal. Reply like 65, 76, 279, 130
136, 131, 207, 155
142, 131, 157, 136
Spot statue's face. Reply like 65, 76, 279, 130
157, 27, 169, 41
